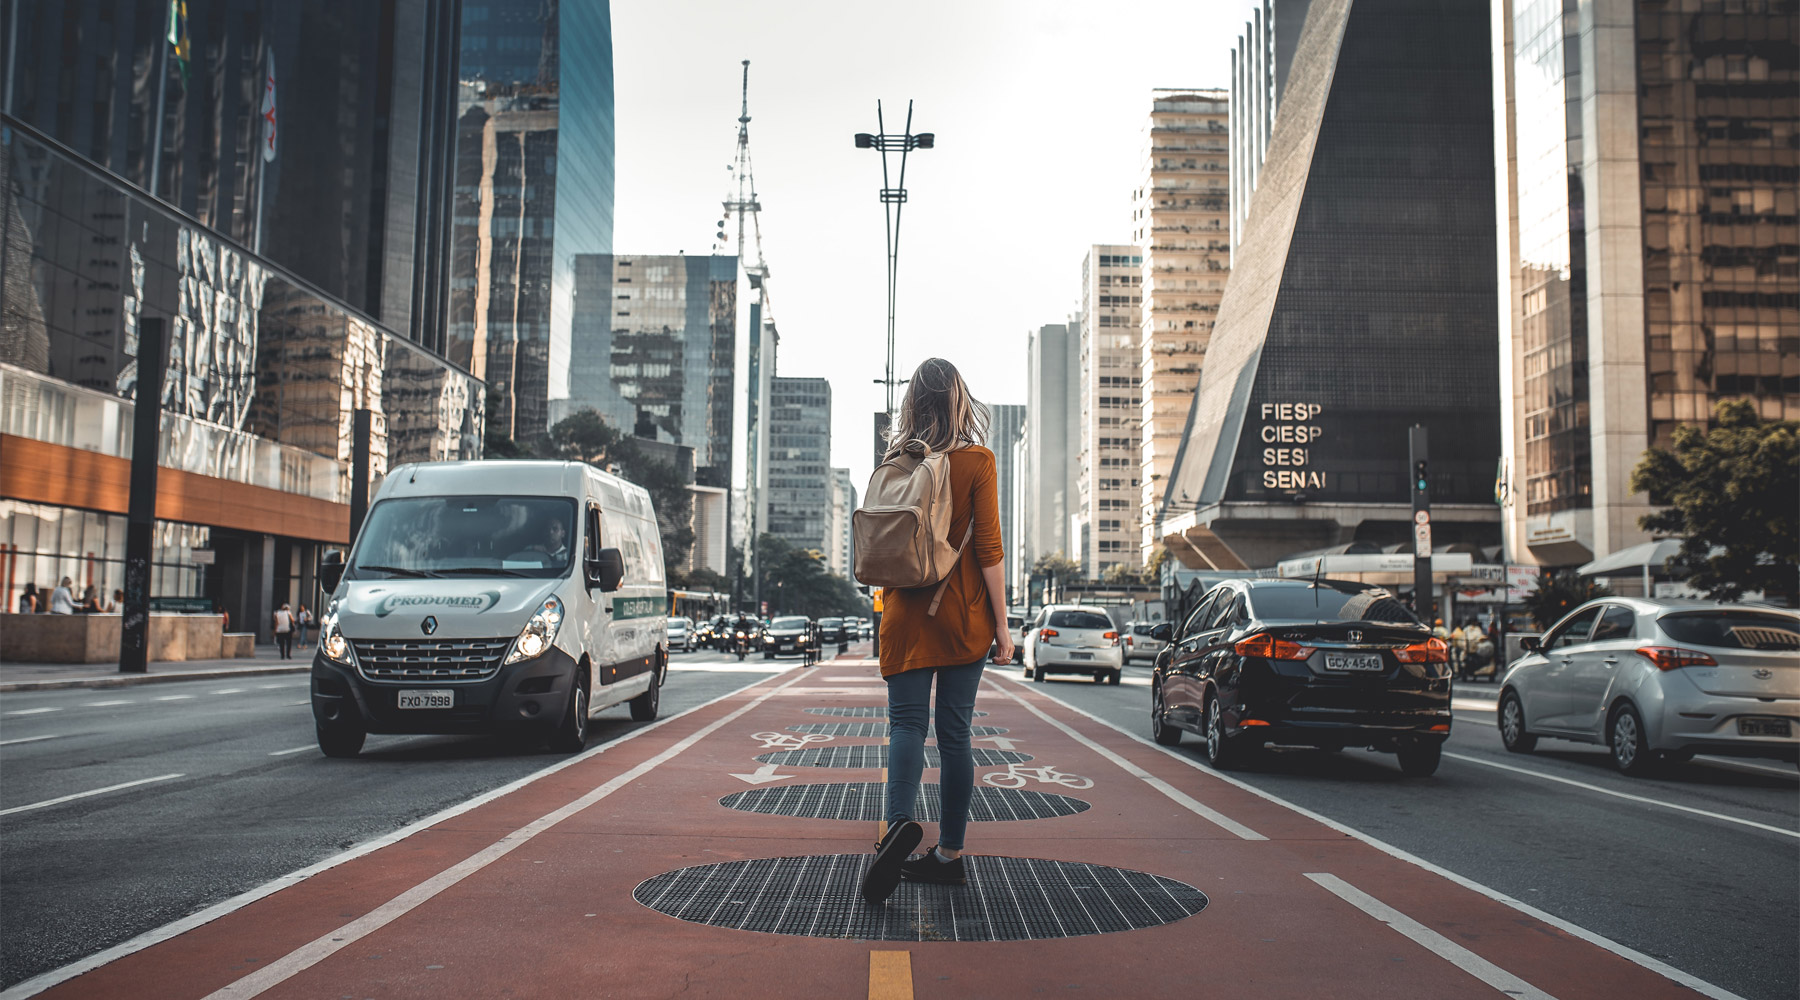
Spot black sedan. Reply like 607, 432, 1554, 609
1149, 578, 1452, 776
762, 616, 813, 658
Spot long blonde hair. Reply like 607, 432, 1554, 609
884, 358, 990, 460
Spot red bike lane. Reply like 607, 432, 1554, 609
22, 659, 1725, 999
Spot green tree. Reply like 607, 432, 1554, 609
544, 408, 696, 574
756, 533, 871, 618
1522, 570, 1611, 631
1630, 399, 1798, 603
1030, 552, 1081, 583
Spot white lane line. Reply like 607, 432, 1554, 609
211, 688, 247, 695
1442, 752, 1798, 840
154, 695, 194, 702
1452, 698, 1497, 712
1695, 756, 1798, 780
1012, 683, 1749, 1000
990, 676, 1266, 841
268, 745, 315, 756
4, 707, 61, 716
0, 734, 64, 747
82, 700, 133, 707
194, 669, 810, 1000
285, 700, 311, 707
1305, 873, 1557, 1000
0, 774, 185, 817
255, 683, 301, 690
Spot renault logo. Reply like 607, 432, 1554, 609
1347, 630, 1363, 643
422, 616, 438, 636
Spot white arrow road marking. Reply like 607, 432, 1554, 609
0, 774, 185, 817
976, 735, 1020, 751
729, 763, 796, 785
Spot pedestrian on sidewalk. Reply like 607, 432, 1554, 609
273, 603, 294, 659
861, 358, 1014, 905
17, 583, 40, 614
106, 589, 122, 613
296, 604, 313, 649
50, 577, 76, 615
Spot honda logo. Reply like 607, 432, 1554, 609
1347, 630, 1363, 643
421, 616, 438, 636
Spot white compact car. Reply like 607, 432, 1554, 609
1498, 598, 1799, 774
1022, 605, 1124, 684
666, 617, 693, 652
1124, 621, 1168, 665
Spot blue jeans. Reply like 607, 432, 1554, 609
885, 660, 985, 851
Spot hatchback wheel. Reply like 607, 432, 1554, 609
1498, 691, 1536, 753
1608, 703, 1658, 776
1151, 682, 1182, 746
1033, 664, 1047, 683
1106, 670, 1122, 686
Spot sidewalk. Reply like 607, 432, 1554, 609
0, 645, 310, 692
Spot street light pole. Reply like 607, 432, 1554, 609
854, 102, 934, 417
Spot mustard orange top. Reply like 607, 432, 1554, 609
877, 446, 1004, 677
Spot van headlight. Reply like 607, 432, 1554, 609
506, 596, 564, 664
320, 614, 353, 665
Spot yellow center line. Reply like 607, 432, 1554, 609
868, 950, 913, 1000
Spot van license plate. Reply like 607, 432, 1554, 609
1324, 654, 1384, 672
398, 689, 453, 710
1738, 717, 1791, 737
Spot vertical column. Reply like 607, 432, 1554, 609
119, 318, 168, 674
350, 408, 373, 543
1410, 426, 1433, 621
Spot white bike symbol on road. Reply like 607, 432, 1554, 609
751, 731, 834, 750
981, 762, 1093, 790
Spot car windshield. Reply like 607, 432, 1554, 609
771, 616, 808, 630
1248, 584, 1420, 623
666, 618, 687, 629
1048, 610, 1113, 630
1658, 611, 1800, 650
351, 496, 576, 580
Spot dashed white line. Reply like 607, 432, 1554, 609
0, 774, 185, 817
4, 707, 61, 716
154, 695, 194, 702
83, 700, 132, 707
0, 734, 63, 747
211, 688, 247, 695
1305, 873, 1557, 1000
268, 746, 315, 756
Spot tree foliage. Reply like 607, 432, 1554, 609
1630, 399, 1798, 603
1029, 553, 1082, 583
757, 533, 870, 618
1522, 570, 1611, 631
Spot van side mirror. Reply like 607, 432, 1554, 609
1149, 623, 1173, 642
589, 547, 625, 592
318, 550, 346, 592
1519, 636, 1541, 652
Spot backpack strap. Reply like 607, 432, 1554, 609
926, 520, 976, 617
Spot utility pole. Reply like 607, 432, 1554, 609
1410, 425, 1433, 622
854, 103, 934, 417
120, 318, 168, 674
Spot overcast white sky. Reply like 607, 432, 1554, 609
612, 0, 1258, 486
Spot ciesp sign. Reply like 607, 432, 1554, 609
1259, 401, 1326, 490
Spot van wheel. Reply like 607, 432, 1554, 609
629, 656, 664, 722
317, 725, 365, 758
548, 668, 590, 753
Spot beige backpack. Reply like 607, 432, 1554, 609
853, 440, 973, 616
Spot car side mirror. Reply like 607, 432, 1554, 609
1149, 623, 1173, 642
318, 550, 346, 592
1519, 636, 1541, 652
588, 547, 625, 592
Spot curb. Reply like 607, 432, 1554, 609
0, 664, 311, 693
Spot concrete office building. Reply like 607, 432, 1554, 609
1230, 0, 1314, 259
450, 0, 614, 443
826, 468, 856, 581
1160, 0, 1501, 571
1134, 89, 1232, 562
1023, 322, 1081, 572
1075, 247, 1145, 577
568, 254, 739, 486
1492, 0, 1798, 577
767, 377, 831, 555
987, 402, 1026, 596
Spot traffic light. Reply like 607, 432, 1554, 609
1414, 460, 1429, 495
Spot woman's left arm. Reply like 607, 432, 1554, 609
972, 453, 1011, 663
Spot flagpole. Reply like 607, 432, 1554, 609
149, 0, 173, 196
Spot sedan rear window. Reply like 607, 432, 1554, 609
1247, 585, 1419, 623
1048, 611, 1113, 630
1658, 611, 1800, 650
770, 617, 809, 629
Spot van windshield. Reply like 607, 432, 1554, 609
350, 496, 577, 580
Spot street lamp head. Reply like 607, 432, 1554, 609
854, 133, 875, 148
913, 132, 935, 149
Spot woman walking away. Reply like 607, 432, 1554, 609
861, 358, 1014, 905
273, 603, 294, 659
296, 604, 313, 649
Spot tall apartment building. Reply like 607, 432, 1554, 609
1023, 322, 1081, 573
826, 468, 857, 581
568, 254, 739, 486
987, 403, 1026, 597
1230, 0, 1314, 258
767, 377, 832, 555
1492, 0, 1798, 577
449, 0, 615, 443
1134, 89, 1231, 562
1075, 248, 1145, 577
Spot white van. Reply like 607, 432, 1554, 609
309, 461, 668, 757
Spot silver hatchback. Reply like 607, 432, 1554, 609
1497, 598, 1799, 775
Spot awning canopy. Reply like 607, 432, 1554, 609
1161, 525, 1251, 571
1576, 539, 1688, 577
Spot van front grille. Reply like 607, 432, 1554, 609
351, 637, 512, 682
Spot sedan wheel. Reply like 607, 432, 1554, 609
1609, 704, 1658, 776
1203, 698, 1243, 770
1498, 691, 1537, 753
1151, 683, 1182, 746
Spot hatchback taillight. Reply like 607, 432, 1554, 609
1234, 633, 1314, 660
1103, 631, 1120, 645
1039, 628, 1060, 638
1635, 645, 1717, 670
1394, 638, 1449, 664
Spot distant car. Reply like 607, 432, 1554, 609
666, 616, 694, 652
1124, 620, 1167, 665
817, 617, 846, 644
1498, 599, 1799, 775
1022, 605, 1123, 684
988, 614, 1027, 662
1150, 578, 1451, 775
763, 615, 812, 658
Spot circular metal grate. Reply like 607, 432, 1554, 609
635, 854, 1207, 941
720, 782, 1088, 822
787, 723, 1008, 738
756, 747, 1032, 769
804, 707, 988, 718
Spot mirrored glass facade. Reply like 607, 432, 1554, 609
767, 377, 831, 555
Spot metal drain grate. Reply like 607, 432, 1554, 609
634, 855, 1206, 941
720, 783, 1088, 822
755, 747, 1032, 768
804, 707, 989, 718
787, 723, 1008, 738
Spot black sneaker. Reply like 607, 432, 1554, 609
900, 845, 967, 885
860, 820, 923, 904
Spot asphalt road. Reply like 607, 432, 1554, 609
1006, 662, 1800, 1000
0, 647, 802, 989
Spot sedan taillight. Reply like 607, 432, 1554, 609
1234, 633, 1314, 660
1394, 637, 1449, 664
1635, 645, 1717, 670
